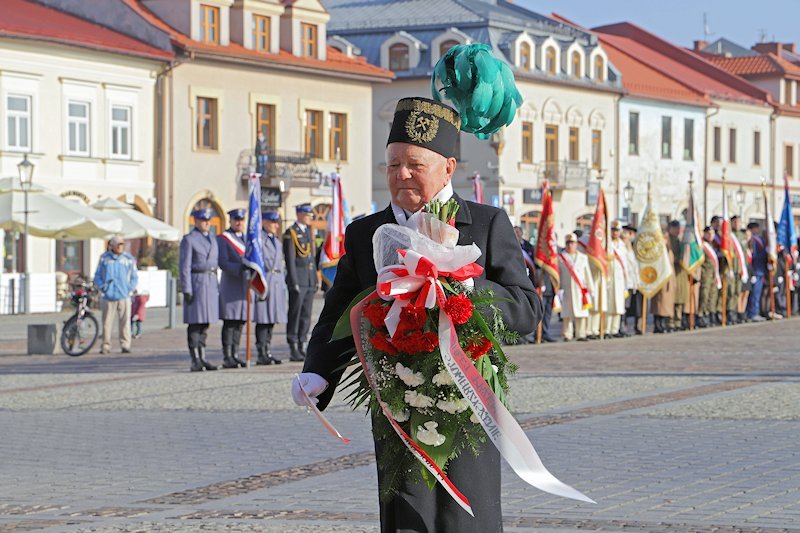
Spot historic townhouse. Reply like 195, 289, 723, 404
698, 40, 800, 227
324, 0, 622, 239
594, 23, 773, 224
0, 0, 172, 279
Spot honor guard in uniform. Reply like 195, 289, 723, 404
698, 226, 720, 327
726, 215, 744, 324
179, 208, 220, 372
667, 220, 689, 330
283, 203, 318, 361
254, 211, 288, 365
606, 220, 629, 337
559, 233, 592, 341
217, 208, 249, 369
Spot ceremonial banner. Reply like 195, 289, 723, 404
777, 174, 799, 256
319, 172, 347, 288
243, 174, 267, 298
719, 187, 733, 263
680, 188, 705, 274
534, 183, 559, 290
586, 188, 609, 277
634, 196, 673, 298
765, 184, 778, 264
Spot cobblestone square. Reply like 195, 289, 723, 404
0, 308, 798, 532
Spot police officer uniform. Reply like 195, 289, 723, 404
179, 208, 220, 371
254, 210, 288, 365
283, 203, 317, 361
217, 208, 250, 369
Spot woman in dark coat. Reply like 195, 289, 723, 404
253, 211, 288, 364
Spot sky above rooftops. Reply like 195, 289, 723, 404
520, 0, 800, 50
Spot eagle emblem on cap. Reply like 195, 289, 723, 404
405, 111, 440, 143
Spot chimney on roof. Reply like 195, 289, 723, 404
783, 42, 796, 54
753, 42, 781, 55
693, 40, 709, 53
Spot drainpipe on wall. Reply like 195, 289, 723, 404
703, 103, 720, 220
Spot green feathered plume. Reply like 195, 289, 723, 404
431, 43, 523, 139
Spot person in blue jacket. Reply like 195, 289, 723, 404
93, 235, 138, 354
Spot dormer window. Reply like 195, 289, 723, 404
571, 51, 582, 78
594, 55, 605, 82
520, 42, 531, 70
302, 23, 318, 59
545, 46, 557, 74
200, 4, 220, 44
439, 39, 459, 57
253, 14, 270, 52
389, 43, 410, 71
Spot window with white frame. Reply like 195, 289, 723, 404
110, 105, 132, 159
67, 101, 90, 156
6, 95, 31, 152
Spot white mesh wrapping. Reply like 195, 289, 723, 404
373, 212, 482, 272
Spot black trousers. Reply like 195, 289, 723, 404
187, 323, 209, 349
221, 320, 245, 347
541, 292, 554, 337
287, 285, 314, 344
376, 434, 502, 533
255, 323, 274, 348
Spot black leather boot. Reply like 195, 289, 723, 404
289, 342, 304, 361
256, 345, 272, 366
696, 315, 708, 328
682, 314, 690, 330
189, 347, 204, 372
267, 342, 282, 364
198, 346, 217, 371
222, 345, 239, 369
727, 311, 738, 325
298, 341, 307, 357
231, 343, 247, 367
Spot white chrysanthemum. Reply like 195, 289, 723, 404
492, 364, 499, 373
436, 398, 470, 414
416, 421, 446, 447
395, 362, 425, 387
470, 412, 481, 424
432, 370, 454, 386
391, 407, 410, 422
405, 390, 434, 408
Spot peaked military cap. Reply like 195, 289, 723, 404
228, 208, 246, 220
295, 203, 313, 214
262, 210, 281, 221
192, 207, 214, 220
387, 97, 461, 159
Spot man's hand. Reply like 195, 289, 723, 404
292, 373, 328, 406
183, 292, 194, 305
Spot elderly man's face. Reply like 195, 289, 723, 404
386, 143, 456, 212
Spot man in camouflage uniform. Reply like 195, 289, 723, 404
667, 220, 688, 330
725, 215, 744, 324
697, 226, 719, 328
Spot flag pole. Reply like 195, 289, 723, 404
786, 254, 792, 318
536, 286, 543, 344
641, 296, 648, 335
246, 286, 252, 368
688, 274, 695, 330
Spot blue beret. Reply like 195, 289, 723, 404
295, 203, 313, 214
262, 211, 280, 221
227, 208, 246, 220
192, 208, 214, 220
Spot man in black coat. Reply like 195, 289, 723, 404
292, 97, 542, 532
283, 203, 318, 361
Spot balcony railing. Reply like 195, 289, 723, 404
535, 159, 592, 189
237, 149, 323, 188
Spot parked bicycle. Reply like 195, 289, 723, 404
61, 280, 99, 356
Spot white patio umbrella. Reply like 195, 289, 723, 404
0, 177, 121, 239
90, 197, 181, 241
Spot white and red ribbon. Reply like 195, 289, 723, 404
294, 373, 350, 444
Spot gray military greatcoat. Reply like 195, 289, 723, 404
254, 230, 288, 324
217, 229, 251, 321
179, 228, 220, 324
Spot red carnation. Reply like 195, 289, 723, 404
417, 331, 439, 353
443, 294, 473, 325
364, 302, 390, 329
370, 332, 397, 355
395, 305, 428, 337
391, 331, 439, 355
466, 336, 492, 360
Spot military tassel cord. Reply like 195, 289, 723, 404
287, 228, 311, 257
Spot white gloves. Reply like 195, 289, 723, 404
292, 373, 329, 406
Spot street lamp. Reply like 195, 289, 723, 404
17, 154, 34, 315
735, 185, 746, 219
623, 180, 634, 221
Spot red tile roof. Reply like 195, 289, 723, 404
594, 22, 771, 107
599, 35, 709, 106
0, 0, 173, 60
123, 0, 393, 81
704, 53, 800, 80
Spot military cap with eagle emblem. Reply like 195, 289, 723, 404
387, 97, 461, 158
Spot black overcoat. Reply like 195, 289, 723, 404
303, 194, 542, 533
